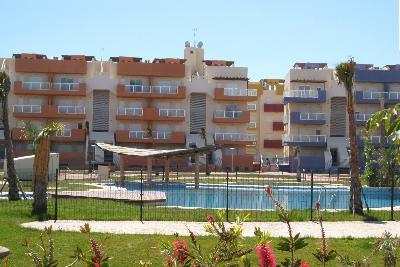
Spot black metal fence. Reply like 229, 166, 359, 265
0, 169, 399, 222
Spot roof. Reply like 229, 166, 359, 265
212, 77, 249, 81
293, 63, 328, 69
95, 143, 223, 158
13, 53, 47, 59
203, 60, 234, 67
355, 69, 400, 83
355, 64, 374, 70
110, 56, 142, 63
152, 58, 186, 64
61, 55, 95, 61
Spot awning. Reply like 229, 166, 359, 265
95, 143, 222, 158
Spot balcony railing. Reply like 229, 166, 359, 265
214, 110, 243, 118
22, 82, 80, 91
159, 109, 185, 117
55, 129, 72, 137
299, 112, 325, 120
13, 105, 41, 113
117, 107, 143, 116
283, 134, 326, 143
128, 130, 172, 140
223, 88, 257, 97
284, 90, 319, 98
125, 85, 178, 94
57, 106, 85, 114
355, 113, 372, 122
214, 133, 256, 142
248, 122, 257, 129
362, 91, 400, 100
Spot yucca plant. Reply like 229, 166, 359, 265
22, 121, 64, 215
336, 58, 363, 214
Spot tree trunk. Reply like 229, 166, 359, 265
347, 92, 363, 214
204, 139, 210, 176
2, 95, 20, 200
32, 136, 50, 215
296, 156, 301, 182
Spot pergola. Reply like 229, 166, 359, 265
95, 143, 223, 188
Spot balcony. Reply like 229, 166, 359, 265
12, 128, 85, 142
15, 58, 87, 74
116, 84, 186, 99
214, 88, 258, 101
214, 133, 257, 146
356, 135, 393, 148
247, 122, 256, 129
290, 112, 326, 125
354, 91, 400, 104
213, 110, 250, 123
283, 90, 326, 104
282, 134, 326, 147
264, 139, 283, 149
13, 105, 86, 119
355, 113, 372, 126
116, 107, 185, 122
115, 130, 185, 144
14, 81, 86, 96
117, 61, 185, 77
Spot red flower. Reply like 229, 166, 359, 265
207, 215, 215, 223
214, 254, 221, 261
256, 243, 277, 267
95, 264, 101, 267
264, 186, 273, 196
300, 261, 311, 267
172, 240, 188, 263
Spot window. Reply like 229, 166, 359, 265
60, 77, 74, 83
225, 104, 240, 111
267, 84, 276, 91
299, 85, 311, 90
129, 79, 143, 86
247, 103, 257, 111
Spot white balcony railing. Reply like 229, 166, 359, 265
214, 110, 243, 119
159, 109, 185, 117
58, 105, 85, 114
284, 90, 319, 98
248, 122, 257, 129
388, 92, 400, 100
299, 112, 325, 120
362, 91, 386, 100
22, 82, 50, 90
125, 85, 179, 94
214, 133, 257, 142
55, 129, 72, 137
128, 130, 171, 140
118, 107, 143, 116
223, 88, 257, 97
13, 104, 41, 113
22, 82, 79, 91
52, 82, 79, 91
283, 134, 326, 143
355, 113, 372, 122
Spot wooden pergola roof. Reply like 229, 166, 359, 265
95, 143, 223, 158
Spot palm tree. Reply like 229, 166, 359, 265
336, 58, 363, 214
0, 72, 20, 200
22, 121, 63, 215
200, 127, 210, 175
293, 146, 301, 182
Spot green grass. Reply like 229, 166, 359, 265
0, 202, 395, 266
1, 198, 397, 222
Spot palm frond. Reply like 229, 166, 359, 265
335, 58, 356, 91
22, 121, 64, 144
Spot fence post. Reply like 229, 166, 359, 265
140, 169, 143, 222
54, 169, 59, 222
391, 170, 395, 221
226, 169, 229, 222
235, 169, 238, 183
310, 170, 314, 221
176, 163, 179, 180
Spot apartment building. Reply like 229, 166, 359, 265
2, 43, 259, 171
248, 79, 285, 166
353, 64, 400, 166
283, 63, 349, 172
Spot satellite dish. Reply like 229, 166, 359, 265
185, 41, 190, 47
197, 41, 203, 48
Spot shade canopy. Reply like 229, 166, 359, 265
95, 143, 222, 158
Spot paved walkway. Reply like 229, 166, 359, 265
21, 220, 400, 238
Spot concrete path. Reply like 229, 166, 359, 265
21, 220, 400, 238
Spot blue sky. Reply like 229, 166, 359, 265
2, 0, 399, 80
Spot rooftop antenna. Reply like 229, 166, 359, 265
192, 28, 197, 47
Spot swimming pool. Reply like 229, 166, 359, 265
125, 181, 400, 210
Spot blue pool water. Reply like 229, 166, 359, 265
125, 181, 400, 210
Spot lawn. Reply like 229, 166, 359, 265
0, 203, 393, 266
